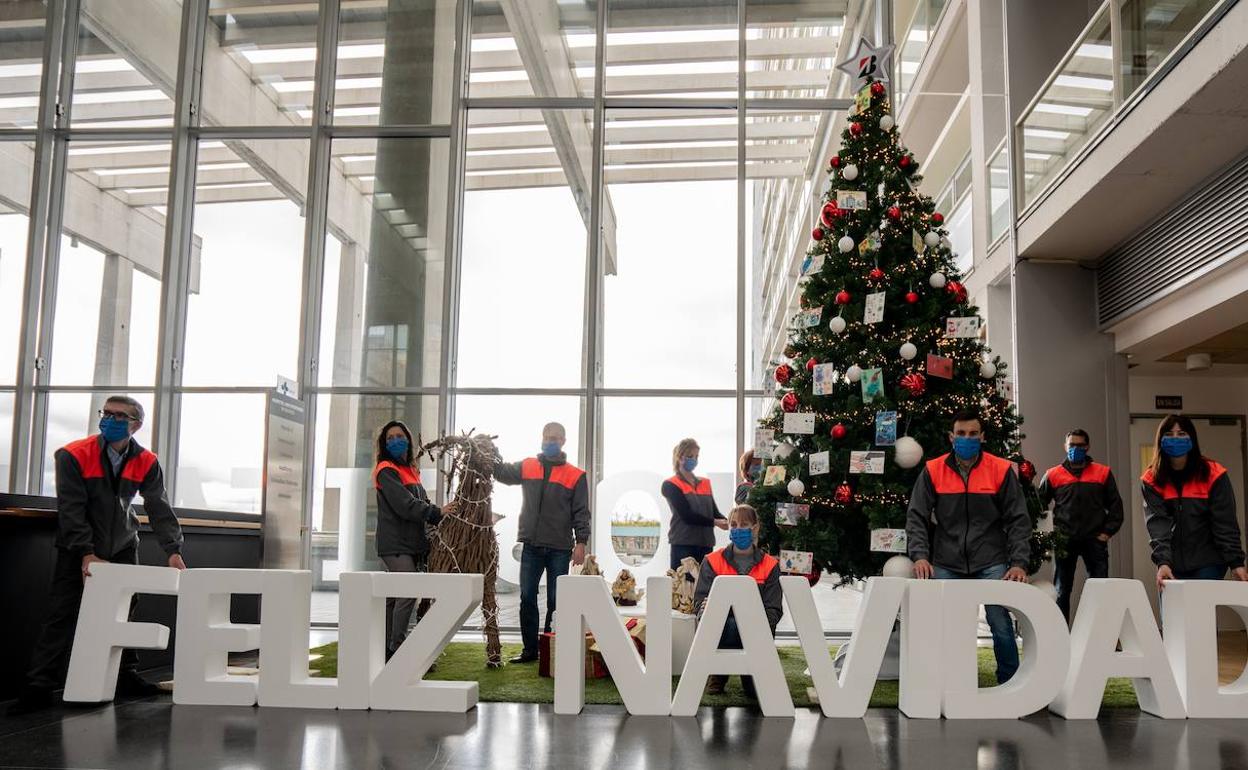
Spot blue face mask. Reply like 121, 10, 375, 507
1067, 446, 1088, 464
1161, 436, 1192, 458
99, 417, 131, 443
541, 441, 562, 459
682, 457, 698, 473
386, 436, 409, 461
729, 527, 754, 550
952, 436, 981, 461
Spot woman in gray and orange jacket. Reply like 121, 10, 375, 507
662, 438, 728, 570
1143, 413, 1248, 593
374, 420, 443, 659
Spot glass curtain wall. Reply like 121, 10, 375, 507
5, 0, 874, 631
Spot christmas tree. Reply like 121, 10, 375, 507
748, 76, 1058, 584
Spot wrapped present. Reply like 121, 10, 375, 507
538, 631, 608, 679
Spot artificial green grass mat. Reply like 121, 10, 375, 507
310, 642, 1141, 710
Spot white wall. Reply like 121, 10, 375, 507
1128, 372, 1248, 417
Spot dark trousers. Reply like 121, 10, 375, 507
519, 544, 571, 656
713, 613, 763, 697
671, 544, 713, 571
27, 546, 140, 692
1054, 538, 1110, 621
380, 553, 428, 656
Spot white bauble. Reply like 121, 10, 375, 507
787, 478, 806, 497
923, 231, 940, 248
894, 436, 924, 468
1030, 579, 1057, 602
928, 272, 947, 289
899, 342, 918, 360
882, 555, 915, 578
842, 163, 859, 181
774, 441, 795, 460
838, 235, 855, 253
879, 115, 895, 131
828, 315, 847, 334
846, 364, 863, 383
979, 361, 998, 379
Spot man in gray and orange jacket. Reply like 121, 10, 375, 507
494, 421, 590, 664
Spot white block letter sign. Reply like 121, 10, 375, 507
1162, 579, 1248, 718
257, 570, 339, 709
173, 569, 263, 706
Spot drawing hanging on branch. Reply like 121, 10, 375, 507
423, 431, 504, 668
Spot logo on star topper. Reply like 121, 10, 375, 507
836, 37, 896, 86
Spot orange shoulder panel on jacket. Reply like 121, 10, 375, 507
63, 436, 104, 480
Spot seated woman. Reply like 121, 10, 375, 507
691, 504, 783, 697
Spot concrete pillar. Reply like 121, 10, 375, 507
90, 254, 134, 418
1015, 260, 1132, 594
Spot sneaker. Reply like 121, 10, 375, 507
509, 652, 538, 664
706, 675, 727, 695
116, 671, 163, 698
6, 688, 54, 716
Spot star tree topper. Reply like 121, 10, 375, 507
836, 37, 895, 87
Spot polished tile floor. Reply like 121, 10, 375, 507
3, 697, 1248, 770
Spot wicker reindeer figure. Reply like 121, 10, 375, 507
424, 432, 503, 668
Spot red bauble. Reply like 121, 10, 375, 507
831, 423, 847, 440
870, 81, 886, 97
805, 356, 818, 372
900, 372, 927, 397
1019, 460, 1037, 483
887, 205, 902, 221
820, 202, 841, 228
781, 392, 799, 413
849, 121, 863, 136
905, 291, 920, 304
774, 364, 793, 385
931, 212, 945, 225
868, 267, 885, 282
829, 155, 841, 169
834, 484, 853, 505
899, 155, 911, 169
812, 227, 824, 241
835, 290, 851, 305
946, 280, 968, 303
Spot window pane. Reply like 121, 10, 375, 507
747, 110, 822, 392
453, 394, 583, 587
310, 393, 438, 619
73, 0, 178, 128
41, 391, 155, 494
468, 0, 595, 100
0, 141, 33, 385
605, 0, 737, 99
319, 138, 449, 389
334, 0, 456, 126
202, 0, 319, 128
175, 392, 266, 513
0, 392, 12, 491
51, 141, 169, 386
598, 397, 735, 580
184, 139, 309, 387
0, 0, 47, 129
746, 0, 843, 99
948, 192, 973, 275
893, 0, 947, 111
1119, 0, 1219, 99
603, 110, 737, 388
456, 109, 588, 388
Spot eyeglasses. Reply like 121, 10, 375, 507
99, 409, 139, 422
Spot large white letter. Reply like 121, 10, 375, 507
671, 575, 793, 717
63, 562, 180, 703
369, 572, 482, 712
899, 579, 943, 718
940, 580, 1069, 719
257, 570, 338, 708
173, 569, 262, 706
787, 576, 906, 718
335, 571, 381, 710
1162, 579, 1248, 718
1049, 578, 1185, 719
553, 575, 672, 716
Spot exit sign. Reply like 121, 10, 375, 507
1155, 395, 1183, 411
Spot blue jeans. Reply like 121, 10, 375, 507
671, 544, 713, 571
519, 544, 571, 656
1173, 564, 1226, 580
934, 563, 1018, 684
